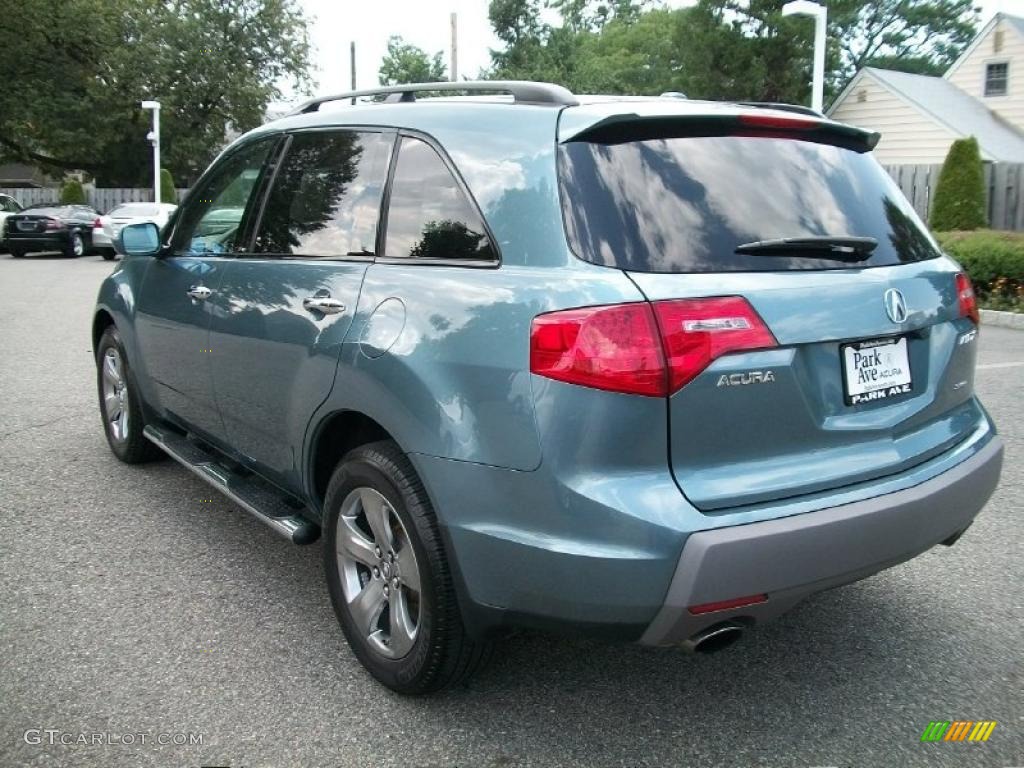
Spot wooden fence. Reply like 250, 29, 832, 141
0, 187, 189, 213
884, 163, 1024, 231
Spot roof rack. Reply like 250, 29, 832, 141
289, 81, 579, 115
738, 101, 824, 117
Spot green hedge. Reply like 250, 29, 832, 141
59, 179, 87, 204
159, 168, 177, 204
931, 138, 987, 231
936, 229, 1024, 312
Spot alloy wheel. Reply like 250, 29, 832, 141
336, 487, 422, 659
101, 348, 129, 442
72, 233, 84, 256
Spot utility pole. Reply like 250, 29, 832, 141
141, 101, 161, 204
450, 12, 458, 82
782, 1, 827, 113
350, 42, 357, 103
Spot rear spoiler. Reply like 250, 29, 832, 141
561, 112, 881, 153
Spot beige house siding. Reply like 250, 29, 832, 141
829, 74, 958, 165
946, 17, 1024, 131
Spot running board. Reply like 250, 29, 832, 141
143, 425, 320, 545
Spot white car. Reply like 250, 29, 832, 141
92, 202, 176, 260
0, 193, 25, 251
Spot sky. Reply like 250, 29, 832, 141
294, 0, 1024, 101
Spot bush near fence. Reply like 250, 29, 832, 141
885, 163, 1024, 232
937, 230, 1024, 312
0, 187, 189, 214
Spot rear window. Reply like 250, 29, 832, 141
558, 135, 941, 272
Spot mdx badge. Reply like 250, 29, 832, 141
884, 288, 908, 323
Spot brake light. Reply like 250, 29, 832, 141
652, 297, 777, 392
530, 297, 776, 397
92, 217, 103, 229
530, 303, 667, 396
956, 273, 980, 325
737, 114, 819, 131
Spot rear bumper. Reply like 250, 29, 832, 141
6, 233, 70, 251
640, 435, 1004, 646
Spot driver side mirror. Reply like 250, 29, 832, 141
116, 222, 162, 257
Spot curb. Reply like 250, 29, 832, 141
980, 309, 1024, 329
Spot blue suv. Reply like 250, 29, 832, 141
95, 81, 1003, 693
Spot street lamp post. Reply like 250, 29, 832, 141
141, 100, 161, 204
782, 0, 827, 113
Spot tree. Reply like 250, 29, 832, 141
160, 169, 177, 204
931, 137, 987, 231
485, 0, 979, 104
60, 179, 87, 204
378, 36, 447, 85
0, 0, 313, 186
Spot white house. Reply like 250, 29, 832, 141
829, 13, 1024, 164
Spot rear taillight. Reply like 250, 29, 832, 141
92, 217, 103, 229
956, 273, 980, 325
530, 297, 776, 397
530, 303, 667, 396
652, 297, 777, 392
44, 218, 62, 230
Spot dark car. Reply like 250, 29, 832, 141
6, 203, 100, 258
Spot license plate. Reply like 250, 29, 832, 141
16, 221, 36, 232
841, 337, 912, 405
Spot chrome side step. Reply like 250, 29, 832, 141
143, 425, 320, 545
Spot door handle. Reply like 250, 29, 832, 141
302, 296, 346, 315
187, 285, 212, 301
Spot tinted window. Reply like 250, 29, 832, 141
558, 136, 942, 273
254, 130, 391, 257
172, 138, 274, 255
384, 137, 495, 261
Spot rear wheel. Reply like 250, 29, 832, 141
100, 249, 117, 261
65, 231, 85, 258
323, 441, 490, 694
96, 326, 162, 463
9, 247, 24, 258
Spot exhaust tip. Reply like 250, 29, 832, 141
684, 622, 744, 654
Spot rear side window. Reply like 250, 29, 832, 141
254, 130, 392, 257
383, 136, 495, 262
558, 136, 942, 273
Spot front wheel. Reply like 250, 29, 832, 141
96, 326, 162, 463
323, 441, 490, 694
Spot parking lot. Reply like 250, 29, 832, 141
0, 253, 1021, 767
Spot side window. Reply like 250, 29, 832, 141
254, 130, 391, 257
171, 138, 274, 255
384, 136, 496, 261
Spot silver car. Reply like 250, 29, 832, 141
92, 202, 176, 260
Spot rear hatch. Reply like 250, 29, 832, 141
557, 109, 982, 511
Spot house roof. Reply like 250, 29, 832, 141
830, 67, 1024, 162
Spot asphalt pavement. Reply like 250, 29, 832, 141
0, 253, 1021, 768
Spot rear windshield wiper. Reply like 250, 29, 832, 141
734, 236, 878, 262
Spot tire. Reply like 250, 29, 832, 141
96, 325, 162, 463
65, 230, 85, 258
323, 440, 491, 694
101, 249, 117, 261
9, 247, 24, 258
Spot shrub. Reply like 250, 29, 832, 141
59, 179, 87, 205
936, 229, 1024, 311
159, 168, 177, 204
931, 137, 987, 231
